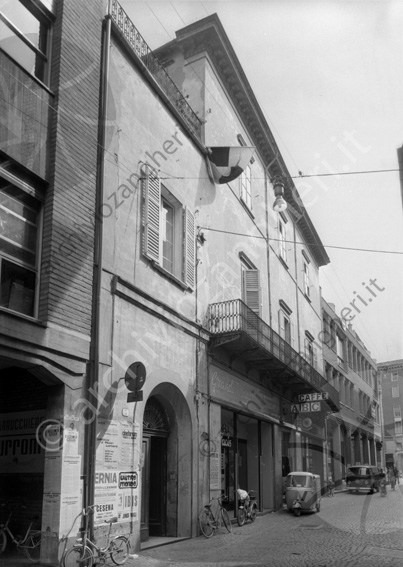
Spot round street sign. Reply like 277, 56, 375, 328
125, 362, 146, 392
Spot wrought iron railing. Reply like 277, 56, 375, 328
109, 0, 203, 139
207, 299, 337, 397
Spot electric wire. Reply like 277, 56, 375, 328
197, 226, 403, 255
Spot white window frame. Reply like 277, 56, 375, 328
278, 307, 294, 348
240, 165, 252, 210
303, 261, 310, 297
142, 165, 195, 289
278, 218, 287, 263
392, 372, 399, 382
393, 406, 402, 421
392, 384, 400, 398
395, 421, 402, 436
336, 335, 344, 363
304, 335, 317, 369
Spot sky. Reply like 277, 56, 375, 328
120, 0, 403, 363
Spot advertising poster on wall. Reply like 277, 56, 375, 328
0, 410, 46, 473
210, 452, 220, 490
95, 419, 140, 524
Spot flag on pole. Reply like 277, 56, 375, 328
207, 146, 255, 184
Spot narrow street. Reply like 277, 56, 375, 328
135, 486, 403, 567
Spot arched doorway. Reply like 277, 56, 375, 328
140, 382, 192, 544
141, 397, 170, 541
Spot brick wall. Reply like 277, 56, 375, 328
39, 0, 104, 335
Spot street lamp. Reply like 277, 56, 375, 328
272, 175, 287, 212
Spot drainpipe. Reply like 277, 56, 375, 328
84, 8, 111, 540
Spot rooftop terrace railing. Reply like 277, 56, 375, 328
109, 0, 203, 140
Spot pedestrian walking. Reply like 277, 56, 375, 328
390, 469, 396, 490
394, 466, 400, 484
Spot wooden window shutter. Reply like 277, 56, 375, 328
183, 207, 195, 289
243, 269, 260, 315
142, 165, 161, 262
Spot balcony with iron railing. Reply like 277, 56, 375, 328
109, 0, 203, 140
207, 299, 339, 411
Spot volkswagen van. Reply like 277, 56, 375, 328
346, 465, 381, 494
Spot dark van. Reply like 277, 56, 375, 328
346, 465, 382, 494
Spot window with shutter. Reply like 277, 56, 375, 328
142, 165, 195, 289
142, 165, 161, 262
183, 207, 195, 289
243, 269, 260, 314
243, 268, 260, 334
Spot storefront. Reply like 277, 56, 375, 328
208, 363, 283, 514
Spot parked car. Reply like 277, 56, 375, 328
345, 465, 382, 494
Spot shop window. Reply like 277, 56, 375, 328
0, 183, 41, 317
142, 165, 195, 289
0, 0, 51, 84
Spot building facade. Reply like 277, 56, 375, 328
1, 1, 341, 564
378, 359, 403, 475
321, 299, 383, 486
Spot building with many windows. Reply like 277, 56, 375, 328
378, 359, 403, 475
321, 299, 382, 486
0, 1, 341, 563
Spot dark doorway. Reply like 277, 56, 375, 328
149, 436, 167, 536
141, 397, 169, 542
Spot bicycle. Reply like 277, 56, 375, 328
0, 503, 41, 562
62, 505, 130, 567
326, 479, 334, 497
198, 495, 232, 538
237, 489, 258, 526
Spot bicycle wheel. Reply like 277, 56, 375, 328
237, 507, 246, 527
24, 531, 41, 562
0, 531, 6, 554
250, 502, 258, 522
220, 507, 232, 532
63, 545, 94, 567
110, 536, 130, 565
198, 509, 214, 538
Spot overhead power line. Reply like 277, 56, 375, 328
197, 226, 403, 255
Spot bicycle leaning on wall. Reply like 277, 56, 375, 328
198, 494, 232, 538
0, 503, 41, 562
62, 505, 131, 567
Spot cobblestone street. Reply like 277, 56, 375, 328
133, 486, 403, 567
